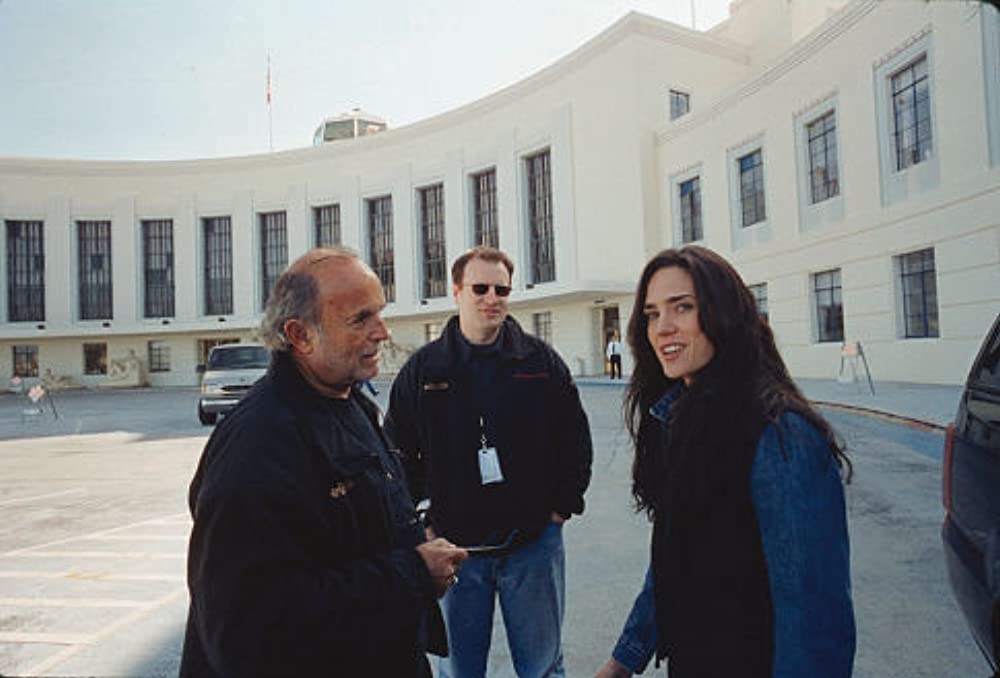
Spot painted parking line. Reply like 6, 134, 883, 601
21, 588, 187, 677
0, 570, 184, 581
0, 488, 85, 508
0, 631, 93, 645
3, 511, 189, 557
84, 534, 188, 542
7, 550, 184, 559
0, 597, 148, 608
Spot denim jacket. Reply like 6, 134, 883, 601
612, 389, 855, 677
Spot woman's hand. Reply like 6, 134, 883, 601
593, 658, 632, 678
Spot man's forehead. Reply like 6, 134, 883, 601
464, 258, 510, 280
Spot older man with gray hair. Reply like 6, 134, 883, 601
181, 247, 467, 678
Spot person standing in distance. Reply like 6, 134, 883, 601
181, 248, 467, 678
606, 332, 623, 379
385, 246, 593, 678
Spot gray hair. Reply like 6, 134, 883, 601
258, 247, 358, 352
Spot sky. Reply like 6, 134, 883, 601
0, 0, 731, 162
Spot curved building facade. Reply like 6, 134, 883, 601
1, 0, 997, 387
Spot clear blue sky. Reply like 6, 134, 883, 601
0, 0, 730, 161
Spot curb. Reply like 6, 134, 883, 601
812, 400, 948, 433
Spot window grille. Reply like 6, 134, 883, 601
472, 169, 498, 248
526, 150, 555, 284
83, 343, 107, 375
898, 248, 939, 338
813, 269, 844, 343
367, 196, 394, 303
532, 311, 553, 345
260, 211, 288, 309
420, 184, 447, 299
892, 55, 933, 171
147, 340, 171, 372
424, 322, 441, 345
12, 345, 38, 378
77, 220, 113, 320
142, 219, 174, 318
679, 177, 702, 243
807, 111, 840, 203
6, 220, 45, 322
748, 283, 768, 323
314, 204, 341, 248
738, 150, 766, 227
203, 217, 233, 316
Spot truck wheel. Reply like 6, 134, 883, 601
198, 404, 217, 426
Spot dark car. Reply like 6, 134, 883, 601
943, 312, 1000, 675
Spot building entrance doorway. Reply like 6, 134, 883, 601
601, 306, 621, 377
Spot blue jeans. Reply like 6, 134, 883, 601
438, 521, 565, 678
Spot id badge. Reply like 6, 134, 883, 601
478, 446, 505, 485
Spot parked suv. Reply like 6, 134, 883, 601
943, 313, 1000, 675
197, 343, 271, 425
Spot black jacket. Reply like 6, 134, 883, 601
180, 351, 443, 678
384, 316, 593, 548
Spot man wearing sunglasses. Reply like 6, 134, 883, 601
386, 245, 593, 678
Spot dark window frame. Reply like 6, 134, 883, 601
367, 196, 395, 303
526, 150, 555, 284
891, 54, 933, 171
748, 283, 769, 323
807, 111, 840, 204
813, 269, 844, 343
738, 150, 766, 228
669, 89, 690, 120
6, 220, 45, 322
532, 311, 553, 345
142, 219, 175, 318
203, 217, 233, 316
147, 340, 171, 373
83, 342, 107, 375
314, 204, 341, 248
679, 176, 702, 243
12, 344, 39, 378
77, 220, 113, 321
898, 248, 939, 338
259, 211, 288, 310
472, 169, 498, 248
419, 184, 447, 299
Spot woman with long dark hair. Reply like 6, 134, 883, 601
594, 246, 855, 678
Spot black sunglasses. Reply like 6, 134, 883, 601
468, 283, 512, 297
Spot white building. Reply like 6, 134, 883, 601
1, 0, 997, 387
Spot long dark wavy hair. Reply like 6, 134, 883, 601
624, 246, 851, 518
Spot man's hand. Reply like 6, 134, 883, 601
550, 511, 567, 524
415, 538, 468, 598
593, 658, 632, 678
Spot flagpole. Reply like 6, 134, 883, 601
690, 0, 697, 29
267, 54, 273, 152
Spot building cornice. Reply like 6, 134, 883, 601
656, 0, 879, 145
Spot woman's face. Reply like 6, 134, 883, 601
643, 266, 716, 385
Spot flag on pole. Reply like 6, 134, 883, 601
266, 55, 272, 105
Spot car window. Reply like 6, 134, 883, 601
207, 347, 271, 370
971, 318, 1000, 391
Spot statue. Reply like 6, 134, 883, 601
98, 349, 148, 389
41, 369, 81, 391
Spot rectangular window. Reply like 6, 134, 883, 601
472, 169, 498, 248
813, 269, 844, 343
526, 150, 555, 284
669, 89, 690, 120
260, 211, 288, 309
367, 196, 394, 303
807, 111, 840, 204
898, 248, 939, 338
892, 55, 933, 171
738, 150, 766, 227
748, 283, 768, 323
147, 340, 171, 372
532, 311, 553, 345
12, 345, 38, 378
419, 184, 447, 299
197, 338, 239, 366
83, 342, 107, 375
679, 177, 702, 243
142, 219, 174, 318
314, 204, 341, 248
77, 220, 113, 320
6, 220, 45, 322
203, 217, 233, 316
424, 322, 441, 345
